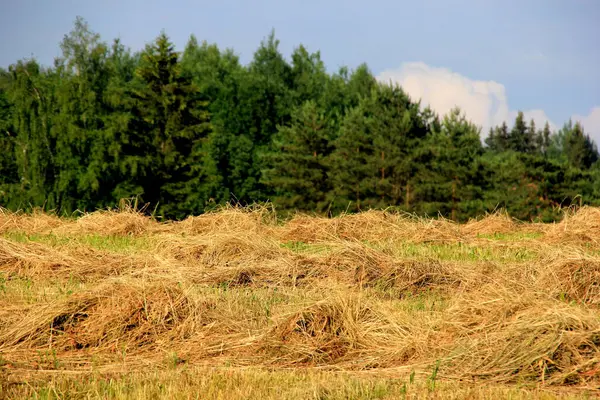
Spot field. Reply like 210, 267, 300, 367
0, 204, 599, 399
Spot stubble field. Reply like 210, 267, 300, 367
0, 204, 599, 399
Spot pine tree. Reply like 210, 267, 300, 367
347, 63, 377, 106
290, 45, 328, 106
415, 107, 484, 220
329, 83, 426, 212
261, 100, 333, 212
215, 30, 294, 204
527, 119, 538, 153
247, 30, 294, 146
564, 121, 599, 169
509, 111, 532, 152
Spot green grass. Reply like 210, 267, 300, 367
0, 271, 85, 304
1, 367, 591, 400
280, 240, 331, 254
392, 290, 448, 313
1, 231, 151, 253
282, 240, 538, 262
393, 242, 537, 262
476, 232, 544, 241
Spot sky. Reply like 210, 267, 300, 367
1, 0, 599, 140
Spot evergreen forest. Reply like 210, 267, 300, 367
1, 17, 599, 222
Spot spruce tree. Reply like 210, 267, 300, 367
329, 101, 375, 211
102, 38, 148, 203
541, 122, 552, 155
180, 35, 245, 205
131, 32, 211, 218
486, 122, 510, 152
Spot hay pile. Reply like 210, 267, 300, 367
460, 211, 517, 237
1, 280, 196, 349
443, 285, 600, 385
0, 208, 63, 235
545, 206, 600, 246
260, 294, 427, 368
278, 210, 461, 244
0, 237, 157, 280
1, 205, 600, 390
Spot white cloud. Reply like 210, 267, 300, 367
572, 107, 600, 140
376, 62, 599, 142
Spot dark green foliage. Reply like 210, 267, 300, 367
563, 121, 598, 169
6, 60, 57, 208
329, 84, 426, 212
1, 17, 599, 222
261, 100, 333, 213
509, 111, 534, 153
130, 32, 211, 219
51, 17, 114, 212
0, 69, 19, 208
485, 121, 510, 152
413, 108, 486, 221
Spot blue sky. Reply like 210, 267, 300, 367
2, 0, 599, 138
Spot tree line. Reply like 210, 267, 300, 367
1, 18, 599, 222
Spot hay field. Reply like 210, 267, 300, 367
0, 205, 599, 399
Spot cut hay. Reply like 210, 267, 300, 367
539, 256, 600, 306
260, 294, 424, 367
443, 285, 600, 385
174, 204, 276, 236
0, 237, 156, 280
323, 241, 465, 293
461, 211, 518, 237
52, 209, 164, 236
3, 205, 600, 393
277, 210, 461, 244
0, 207, 63, 235
156, 233, 318, 287
0, 280, 213, 353
546, 206, 600, 246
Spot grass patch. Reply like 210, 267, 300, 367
1, 367, 592, 400
282, 240, 537, 262
389, 241, 537, 262
0, 231, 151, 253
476, 232, 544, 241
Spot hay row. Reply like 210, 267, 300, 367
2, 205, 600, 245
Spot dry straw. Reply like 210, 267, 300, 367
1, 205, 599, 389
